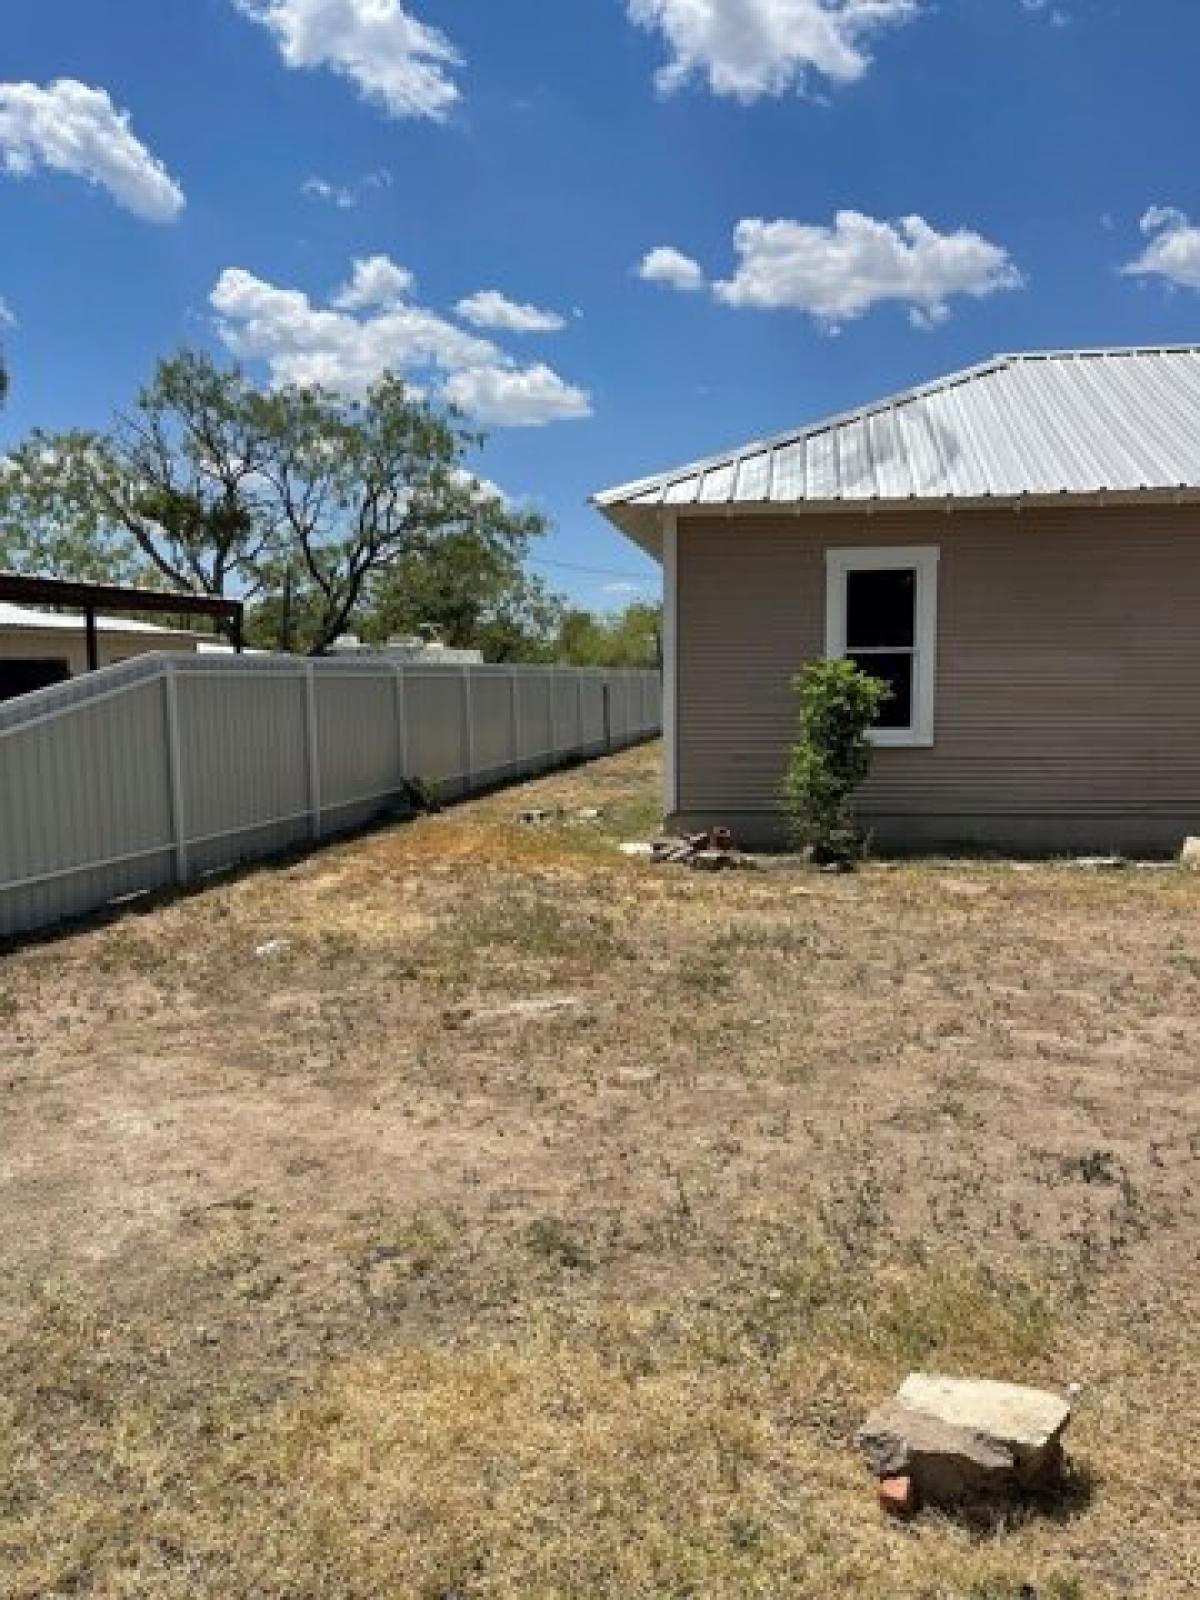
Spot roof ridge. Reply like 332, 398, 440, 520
1001, 343, 1200, 361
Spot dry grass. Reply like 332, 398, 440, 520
2, 741, 1200, 1597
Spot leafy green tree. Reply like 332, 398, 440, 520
783, 658, 889, 864
0, 350, 546, 656
0, 353, 278, 599
356, 485, 561, 662
552, 601, 662, 667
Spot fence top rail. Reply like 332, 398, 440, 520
0, 650, 660, 736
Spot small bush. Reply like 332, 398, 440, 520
783, 659, 888, 863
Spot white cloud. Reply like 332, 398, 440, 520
332, 253, 415, 310
210, 256, 592, 426
639, 245, 707, 292
0, 79, 184, 222
659, 211, 1023, 327
302, 168, 391, 208
455, 290, 566, 333
234, 0, 461, 120
0, 296, 15, 329
443, 364, 591, 427
626, 0, 917, 101
1124, 206, 1200, 292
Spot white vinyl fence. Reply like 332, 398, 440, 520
0, 653, 661, 940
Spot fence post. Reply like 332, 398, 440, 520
394, 665, 409, 788
549, 668, 559, 767
509, 667, 521, 776
576, 671, 586, 753
461, 666, 475, 794
305, 662, 322, 840
162, 659, 189, 885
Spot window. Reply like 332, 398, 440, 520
825, 546, 939, 747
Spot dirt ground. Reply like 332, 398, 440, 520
2, 740, 1199, 1598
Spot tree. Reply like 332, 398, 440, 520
552, 601, 662, 667
782, 658, 889, 864
360, 502, 563, 662
0, 351, 547, 655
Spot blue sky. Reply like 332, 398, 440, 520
2, 0, 1199, 608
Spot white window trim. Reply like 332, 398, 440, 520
825, 545, 940, 748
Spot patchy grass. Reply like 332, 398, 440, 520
2, 740, 1200, 1596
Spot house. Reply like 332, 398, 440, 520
0, 602, 203, 702
594, 346, 1200, 854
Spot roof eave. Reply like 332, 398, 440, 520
594, 485, 1200, 555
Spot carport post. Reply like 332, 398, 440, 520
84, 605, 99, 672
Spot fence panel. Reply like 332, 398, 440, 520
0, 654, 661, 940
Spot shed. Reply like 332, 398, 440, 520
594, 345, 1200, 853
0, 602, 204, 702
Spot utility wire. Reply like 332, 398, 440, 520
527, 555, 659, 582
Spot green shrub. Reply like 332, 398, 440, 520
782, 659, 888, 863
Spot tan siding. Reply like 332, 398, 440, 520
676, 505, 1200, 824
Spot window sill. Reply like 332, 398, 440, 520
867, 730, 934, 749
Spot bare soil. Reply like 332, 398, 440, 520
2, 741, 1198, 1597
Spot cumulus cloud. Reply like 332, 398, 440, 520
210, 255, 592, 426
331, 253, 415, 310
639, 245, 707, 291
626, 0, 917, 100
1124, 206, 1200, 291
0, 296, 15, 328
645, 211, 1021, 328
443, 364, 591, 427
234, 0, 461, 120
455, 290, 566, 333
302, 168, 391, 208
0, 78, 184, 222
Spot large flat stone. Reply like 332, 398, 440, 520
896, 1374, 1071, 1455
856, 1373, 1072, 1506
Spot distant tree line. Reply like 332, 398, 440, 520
0, 349, 660, 667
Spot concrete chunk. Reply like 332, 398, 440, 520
857, 1373, 1072, 1506
897, 1373, 1071, 1455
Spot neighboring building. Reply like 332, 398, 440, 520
330, 633, 485, 665
594, 346, 1200, 853
0, 602, 203, 702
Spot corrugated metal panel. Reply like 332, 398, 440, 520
594, 347, 1200, 519
675, 505, 1200, 840
0, 656, 661, 939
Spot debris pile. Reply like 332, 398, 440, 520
621, 828, 757, 872
856, 1373, 1073, 1513
517, 806, 603, 827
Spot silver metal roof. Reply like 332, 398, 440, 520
593, 346, 1200, 553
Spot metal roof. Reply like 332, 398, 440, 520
593, 346, 1200, 552
0, 601, 198, 637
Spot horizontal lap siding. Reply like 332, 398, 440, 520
676, 506, 1200, 818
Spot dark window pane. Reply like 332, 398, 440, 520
846, 568, 915, 649
850, 651, 912, 729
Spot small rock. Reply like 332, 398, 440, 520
1181, 836, 1200, 868
877, 1475, 917, 1516
254, 938, 290, 958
